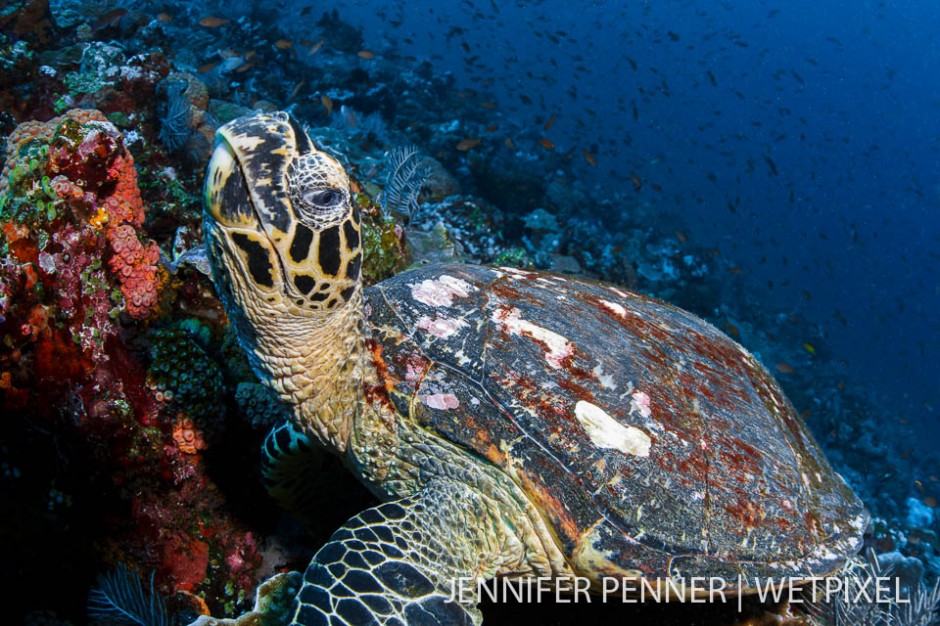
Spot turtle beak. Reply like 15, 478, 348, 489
203, 116, 291, 302
206, 111, 300, 242
205, 136, 256, 229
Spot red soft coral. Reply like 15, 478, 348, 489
106, 223, 162, 319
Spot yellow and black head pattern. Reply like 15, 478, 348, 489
204, 112, 362, 314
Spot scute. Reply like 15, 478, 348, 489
364, 264, 866, 583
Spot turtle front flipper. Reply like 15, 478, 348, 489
262, 422, 373, 528
289, 479, 495, 626
261, 422, 326, 524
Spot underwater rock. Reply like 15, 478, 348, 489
878, 550, 926, 593
48, 0, 106, 30
0, 0, 54, 44
188, 571, 302, 626
907, 496, 936, 529
49, 43, 168, 121
208, 99, 255, 126
407, 195, 506, 265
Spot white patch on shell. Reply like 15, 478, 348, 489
592, 364, 616, 390
498, 266, 533, 279
422, 393, 460, 410
599, 299, 627, 317
574, 400, 651, 457
491, 306, 573, 369
411, 275, 474, 307
630, 390, 652, 419
416, 315, 466, 339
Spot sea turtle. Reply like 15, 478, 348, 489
203, 111, 867, 625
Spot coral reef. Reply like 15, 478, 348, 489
0, 111, 271, 621
1, 109, 165, 323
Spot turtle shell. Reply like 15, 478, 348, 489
364, 263, 866, 585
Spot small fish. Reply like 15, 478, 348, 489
456, 138, 481, 151
724, 322, 740, 339
484, 124, 499, 132
156, 12, 173, 23
582, 150, 596, 166
544, 115, 556, 130
631, 173, 642, 191
926, 496, 938, 508
199, 16, 229, 27
802, 342, 816, 354
727, 266, 743, 275
288, 80, 305, 101
775, 362, 795, 374
244, 50, 257, 61
234, 62, 255, 73
307, 39, 325, 55
764, 155, 779, 176
504, 137, 515, 149
349, 179, 361, 194
341, 106, 358, 128
481, 100, 497, 110
675, 230, 687, 243
539, 137, 555, 151
357, 50, 375, 59
198, 62, 220, 73
321, 94, 333, 115
274, 39, 293, 49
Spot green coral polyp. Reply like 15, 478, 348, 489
146, 325, 224, 421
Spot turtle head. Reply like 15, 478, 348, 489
204, 111, 362, 324
205, 112, 366, 450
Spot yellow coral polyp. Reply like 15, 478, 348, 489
89, 207, 109, 229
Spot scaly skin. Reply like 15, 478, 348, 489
205, 112, 566, 624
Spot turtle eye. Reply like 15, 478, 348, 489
303, 188, 345, 209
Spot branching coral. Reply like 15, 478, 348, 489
380, 144, 433, 221
156, 72, 215, 162
158, 80, 193, 153
803, 549, 940, 626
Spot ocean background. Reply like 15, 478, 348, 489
299, 0, 940, 445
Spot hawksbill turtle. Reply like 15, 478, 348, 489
202, 111, 867, 625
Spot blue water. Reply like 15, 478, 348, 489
279, 0, 940, 439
